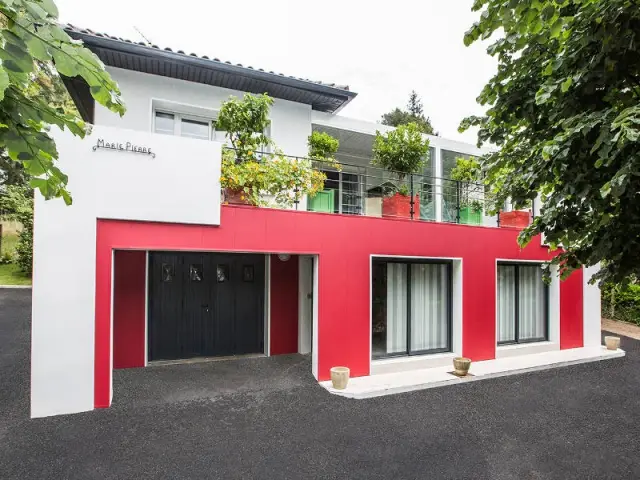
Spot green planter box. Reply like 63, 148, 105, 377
308, 189, 335, 213
459, 206, 482, 225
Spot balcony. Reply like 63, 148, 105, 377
222, 149, 533, 229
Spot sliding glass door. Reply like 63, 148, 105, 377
497, 263, 548, 344
372, 259, 452, 359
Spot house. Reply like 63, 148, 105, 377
30, 25, 602, 418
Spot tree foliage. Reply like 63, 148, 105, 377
0, 0, 125, 204
372, 122, 430, 181
0, 184, 31, 272
381, 90, 437, 135
216, 93, 272, 162
461, 0, 640, 283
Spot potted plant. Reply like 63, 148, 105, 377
371, 123, 430, 219
450, 156, 484, 225
307, 131, 341, 213
217, 94, 326, 208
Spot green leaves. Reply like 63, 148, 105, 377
0, 66, 9, 100
0, 0, 126, 204
371, 123, 430, 181
460, 0, 640, 284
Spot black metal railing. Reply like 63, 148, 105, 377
222, 148, 532, 228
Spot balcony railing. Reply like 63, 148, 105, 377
222, 149, 533, 229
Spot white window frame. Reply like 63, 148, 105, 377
153, 110, 223, 141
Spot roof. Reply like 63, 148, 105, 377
63, 24, 357, 117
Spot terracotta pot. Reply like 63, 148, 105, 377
224, 187, 253, 205
330, 366, 350, 390
604, 336, 620, 351
453, 357, 471, 376
499, 210, 531, 229
381, 193, 420, 219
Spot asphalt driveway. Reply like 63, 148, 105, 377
1, 288, 639, 479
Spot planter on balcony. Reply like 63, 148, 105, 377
382, 193, 420, 219
307, 189, 335, 213
223, 187, 254, 206
459, 206, 482, 225
499, 210, 530, 228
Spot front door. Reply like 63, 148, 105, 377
148, 252, 265, 361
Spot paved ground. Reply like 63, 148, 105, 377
2, 289, 640, 479
602, 317, 640, 340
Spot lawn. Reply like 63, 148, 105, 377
0, 263, 31, 286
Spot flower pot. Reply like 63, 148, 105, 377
604, 336, 620, 351
453, 357, 471, 376
381, 193, 420, 219
459, 206, 482, 225
330, 366, 350, 390
224, 187, 253, 205
499, 210, 531, 228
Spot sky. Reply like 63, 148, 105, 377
56, 0, 497, 144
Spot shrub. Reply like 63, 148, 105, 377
602, 281, 640, 325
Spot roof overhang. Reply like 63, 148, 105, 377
64, 27, 357, 121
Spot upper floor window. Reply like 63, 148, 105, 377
153, 111, 226, 142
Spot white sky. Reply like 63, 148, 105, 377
57, 0, 496, 144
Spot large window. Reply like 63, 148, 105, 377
497, 263, 548, 344
372, 259, 452, 359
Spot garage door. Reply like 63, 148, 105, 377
148, 252, 265, 361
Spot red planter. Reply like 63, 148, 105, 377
382, 193, 420, 219
499, 210, 531, 228
224, 187, 253, 206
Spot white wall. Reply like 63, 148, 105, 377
31, 125, 221, 418
583, 265, 602, 347
298, 256, 313, 354
96, 67, 312, 157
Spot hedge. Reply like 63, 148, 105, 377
601, 282, 640, 326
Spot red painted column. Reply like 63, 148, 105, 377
316, 251, 371, 381
560, 269, 584, 349
269, 255, 299, 355
94, 222, 113, 408
462, 256, 497, 361
113, 250, 147, 369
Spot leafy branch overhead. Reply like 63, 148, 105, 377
0, 0, 126, 203
461, 0, 640, 284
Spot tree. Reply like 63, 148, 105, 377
0, 184, 31, 272
0, 0, 125, 204
460, 0, 640, 284
381, 90, 437, 135
372, 122, 430, 184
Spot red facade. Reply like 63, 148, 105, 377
100, 205, 584, 409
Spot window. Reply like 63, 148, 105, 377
372, 259, 452, 359
154, 111, 214, 141
216, 264, 229, 283
189, 264, 203, 282
497, 263, 548, 344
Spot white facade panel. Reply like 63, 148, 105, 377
95, 67, 312, 157
31, 125, 222, 417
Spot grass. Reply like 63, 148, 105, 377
0, 263, 31, 286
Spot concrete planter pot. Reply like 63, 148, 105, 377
330, 366, 350, 390
604, 336, 621, 351
453, 357, 471, 376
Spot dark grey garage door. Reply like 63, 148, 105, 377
148, 252, 265, 361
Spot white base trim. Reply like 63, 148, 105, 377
321, 346, 625, 399
495, 341, 559, 359
371, 353, 458, 375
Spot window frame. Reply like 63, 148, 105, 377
372, 257, 453, 360
153, 109, 224, 141
496, 262, 550, 346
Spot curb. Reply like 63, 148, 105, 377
0, 285, 32, 289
